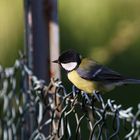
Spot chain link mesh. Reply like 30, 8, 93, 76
0, 58, 140, 140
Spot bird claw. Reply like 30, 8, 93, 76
93, 91, 101, 102
81, 91, 91, 105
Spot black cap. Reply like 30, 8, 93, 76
58, 50, 81, 64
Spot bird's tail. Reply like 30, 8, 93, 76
123, 78, 140, 84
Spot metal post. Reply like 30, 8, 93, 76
23, 0, 60, 138
31, 0, 50, 82
31, 0, 60, 82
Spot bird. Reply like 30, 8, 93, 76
53, 50, 140, 95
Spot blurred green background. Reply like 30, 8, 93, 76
0, 0, 140, 108
59, 0, 140, 108
0, 0, 24, 66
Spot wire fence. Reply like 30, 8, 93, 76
0, 57, 140, 140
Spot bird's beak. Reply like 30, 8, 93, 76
52, 60, 59, 63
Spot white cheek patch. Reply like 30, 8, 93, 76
61, 62, 77, 71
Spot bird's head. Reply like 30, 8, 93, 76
53, 50, 82, 71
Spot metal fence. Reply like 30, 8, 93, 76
0, 57, 140, 140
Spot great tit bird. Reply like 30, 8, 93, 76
53, 50, 140, 95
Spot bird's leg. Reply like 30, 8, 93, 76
72, 85, 80, 97
81, 91, 91, 105
93, 90, 105, 108
93, 90, 101, 102
91, 91, 99, 113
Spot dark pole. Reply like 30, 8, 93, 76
31, 0, 50, 83
31, 0, 60, 82
24, 0, 60, 83
23, 0, 60, 138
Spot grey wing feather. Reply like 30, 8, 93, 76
77, 62, 125, 82
94, 67, 125, 82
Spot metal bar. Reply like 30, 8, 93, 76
31, 0, 50, 83
23, 0, 60, 138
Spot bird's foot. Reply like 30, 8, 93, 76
93, 90, 105, 108
81, 91, 91, 105
93, 91, 101, 102
72, 85, 81, 97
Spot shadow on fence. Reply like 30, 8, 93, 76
0, 57, 140, 140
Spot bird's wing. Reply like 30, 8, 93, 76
77, 58, 125, 82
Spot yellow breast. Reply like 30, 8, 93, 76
67, 70, 96, 94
